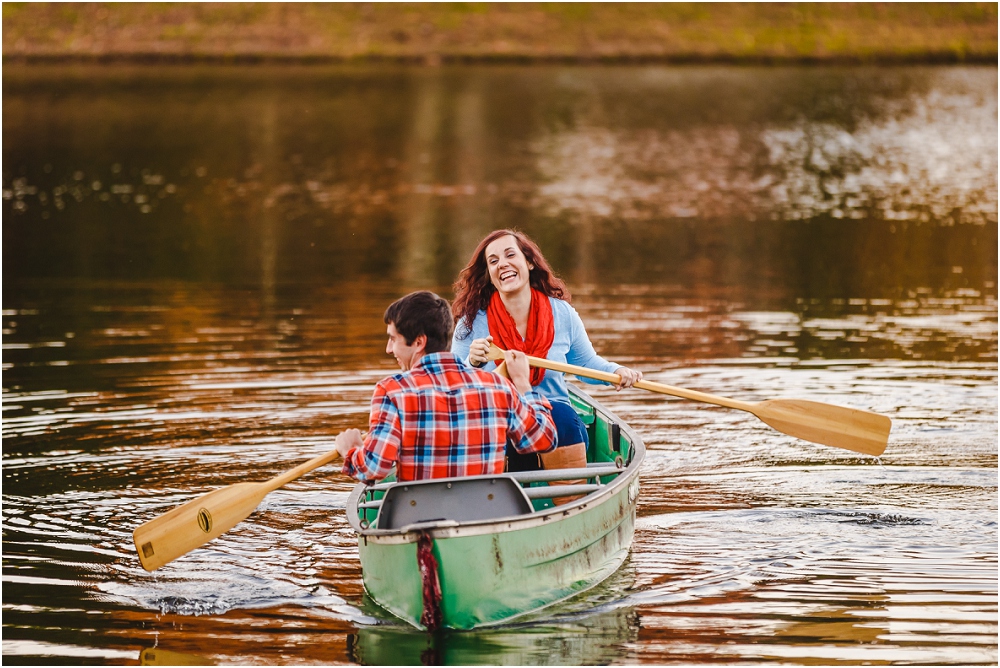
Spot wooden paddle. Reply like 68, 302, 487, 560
487, 344, 890, 456
133, 448, 341, 571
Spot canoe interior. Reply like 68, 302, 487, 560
356, 388, 634, 529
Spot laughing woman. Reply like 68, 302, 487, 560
451, 229, 642, 497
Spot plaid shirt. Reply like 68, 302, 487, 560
342, 352, 557, 483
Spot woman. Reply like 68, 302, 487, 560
451, 229, 642, 495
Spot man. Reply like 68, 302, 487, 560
334, 290, 557, 483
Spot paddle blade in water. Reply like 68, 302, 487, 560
752, 399, 891, 456
133, 482, 268, 571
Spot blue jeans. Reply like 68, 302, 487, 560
505, 401, 589, 472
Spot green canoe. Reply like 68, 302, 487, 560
345, 385, 645, 630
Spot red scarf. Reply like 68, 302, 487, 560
487, 289, 554, 386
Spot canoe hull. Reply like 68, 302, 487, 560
358, 475, 638, 629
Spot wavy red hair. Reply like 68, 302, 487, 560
452, 229, 570, 335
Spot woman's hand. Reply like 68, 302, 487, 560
613, 366, 643, 391
468, 336, 494, 367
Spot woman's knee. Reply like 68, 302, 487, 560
549, 402, 589, 449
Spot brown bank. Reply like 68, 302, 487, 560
3, 2, 997, 64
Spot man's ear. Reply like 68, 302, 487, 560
412, 333, 428, 353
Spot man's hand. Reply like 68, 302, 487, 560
334, 428, 364, 458
503, 349, 534, 395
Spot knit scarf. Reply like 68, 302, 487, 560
486, 289, 554, 386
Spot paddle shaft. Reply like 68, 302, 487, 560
529, 357, 749, 410
488, 345, 748, 409
268, 448, 343, 491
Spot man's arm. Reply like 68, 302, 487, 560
340, 384, 402, 483
504, 350, 557, 455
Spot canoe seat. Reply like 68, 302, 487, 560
376, 475, 533, 530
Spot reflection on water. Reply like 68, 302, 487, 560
3, 66, 996, 291
350, 606, 640, 666
2, 64, 997, 665
140, 647, 214, 666
534, 69, 996, 226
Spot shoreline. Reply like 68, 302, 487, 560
4, 3, 995, 68
4, 52, 996, 67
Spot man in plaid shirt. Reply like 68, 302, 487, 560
334, 291, 557, 483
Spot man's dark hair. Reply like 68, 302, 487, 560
384, 291, 454, 354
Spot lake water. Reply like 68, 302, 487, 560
3, 64, 997, 665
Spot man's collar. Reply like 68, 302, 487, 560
410, 351, 460, 372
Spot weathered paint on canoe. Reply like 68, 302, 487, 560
346, 386, 644, 630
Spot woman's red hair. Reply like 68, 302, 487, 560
452, 229, 570, 335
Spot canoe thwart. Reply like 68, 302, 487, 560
522, 484, 601, 500
369, 465, 622, 492
510, 466, 622, 484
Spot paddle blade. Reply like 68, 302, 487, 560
133, 482, 268, 572
752, 399, 891, 456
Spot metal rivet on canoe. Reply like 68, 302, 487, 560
410, 500, 416, 506
447, 483, 452, 489
488, 494, 494, 500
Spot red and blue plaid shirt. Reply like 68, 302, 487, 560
342, 352, 557, 483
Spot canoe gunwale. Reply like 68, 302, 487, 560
346, 386, 645, 546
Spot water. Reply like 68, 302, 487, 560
3, 64, 997, 665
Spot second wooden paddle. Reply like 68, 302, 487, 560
487, 344, 890, 456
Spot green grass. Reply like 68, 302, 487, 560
3, 2, 996, 62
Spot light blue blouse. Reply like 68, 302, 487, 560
451, 297, 620, 406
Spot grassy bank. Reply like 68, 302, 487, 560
3, 2, 996, 64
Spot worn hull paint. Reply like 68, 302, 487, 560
347, 387, 645, 630
359, 481, 636, 629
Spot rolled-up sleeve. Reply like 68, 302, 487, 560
451, 321, 474, 368
507, 389, 557, 455
342, 383, 401, 483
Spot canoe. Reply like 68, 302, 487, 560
345, 385, 645, 630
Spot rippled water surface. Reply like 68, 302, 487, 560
3, 65, 997, 665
